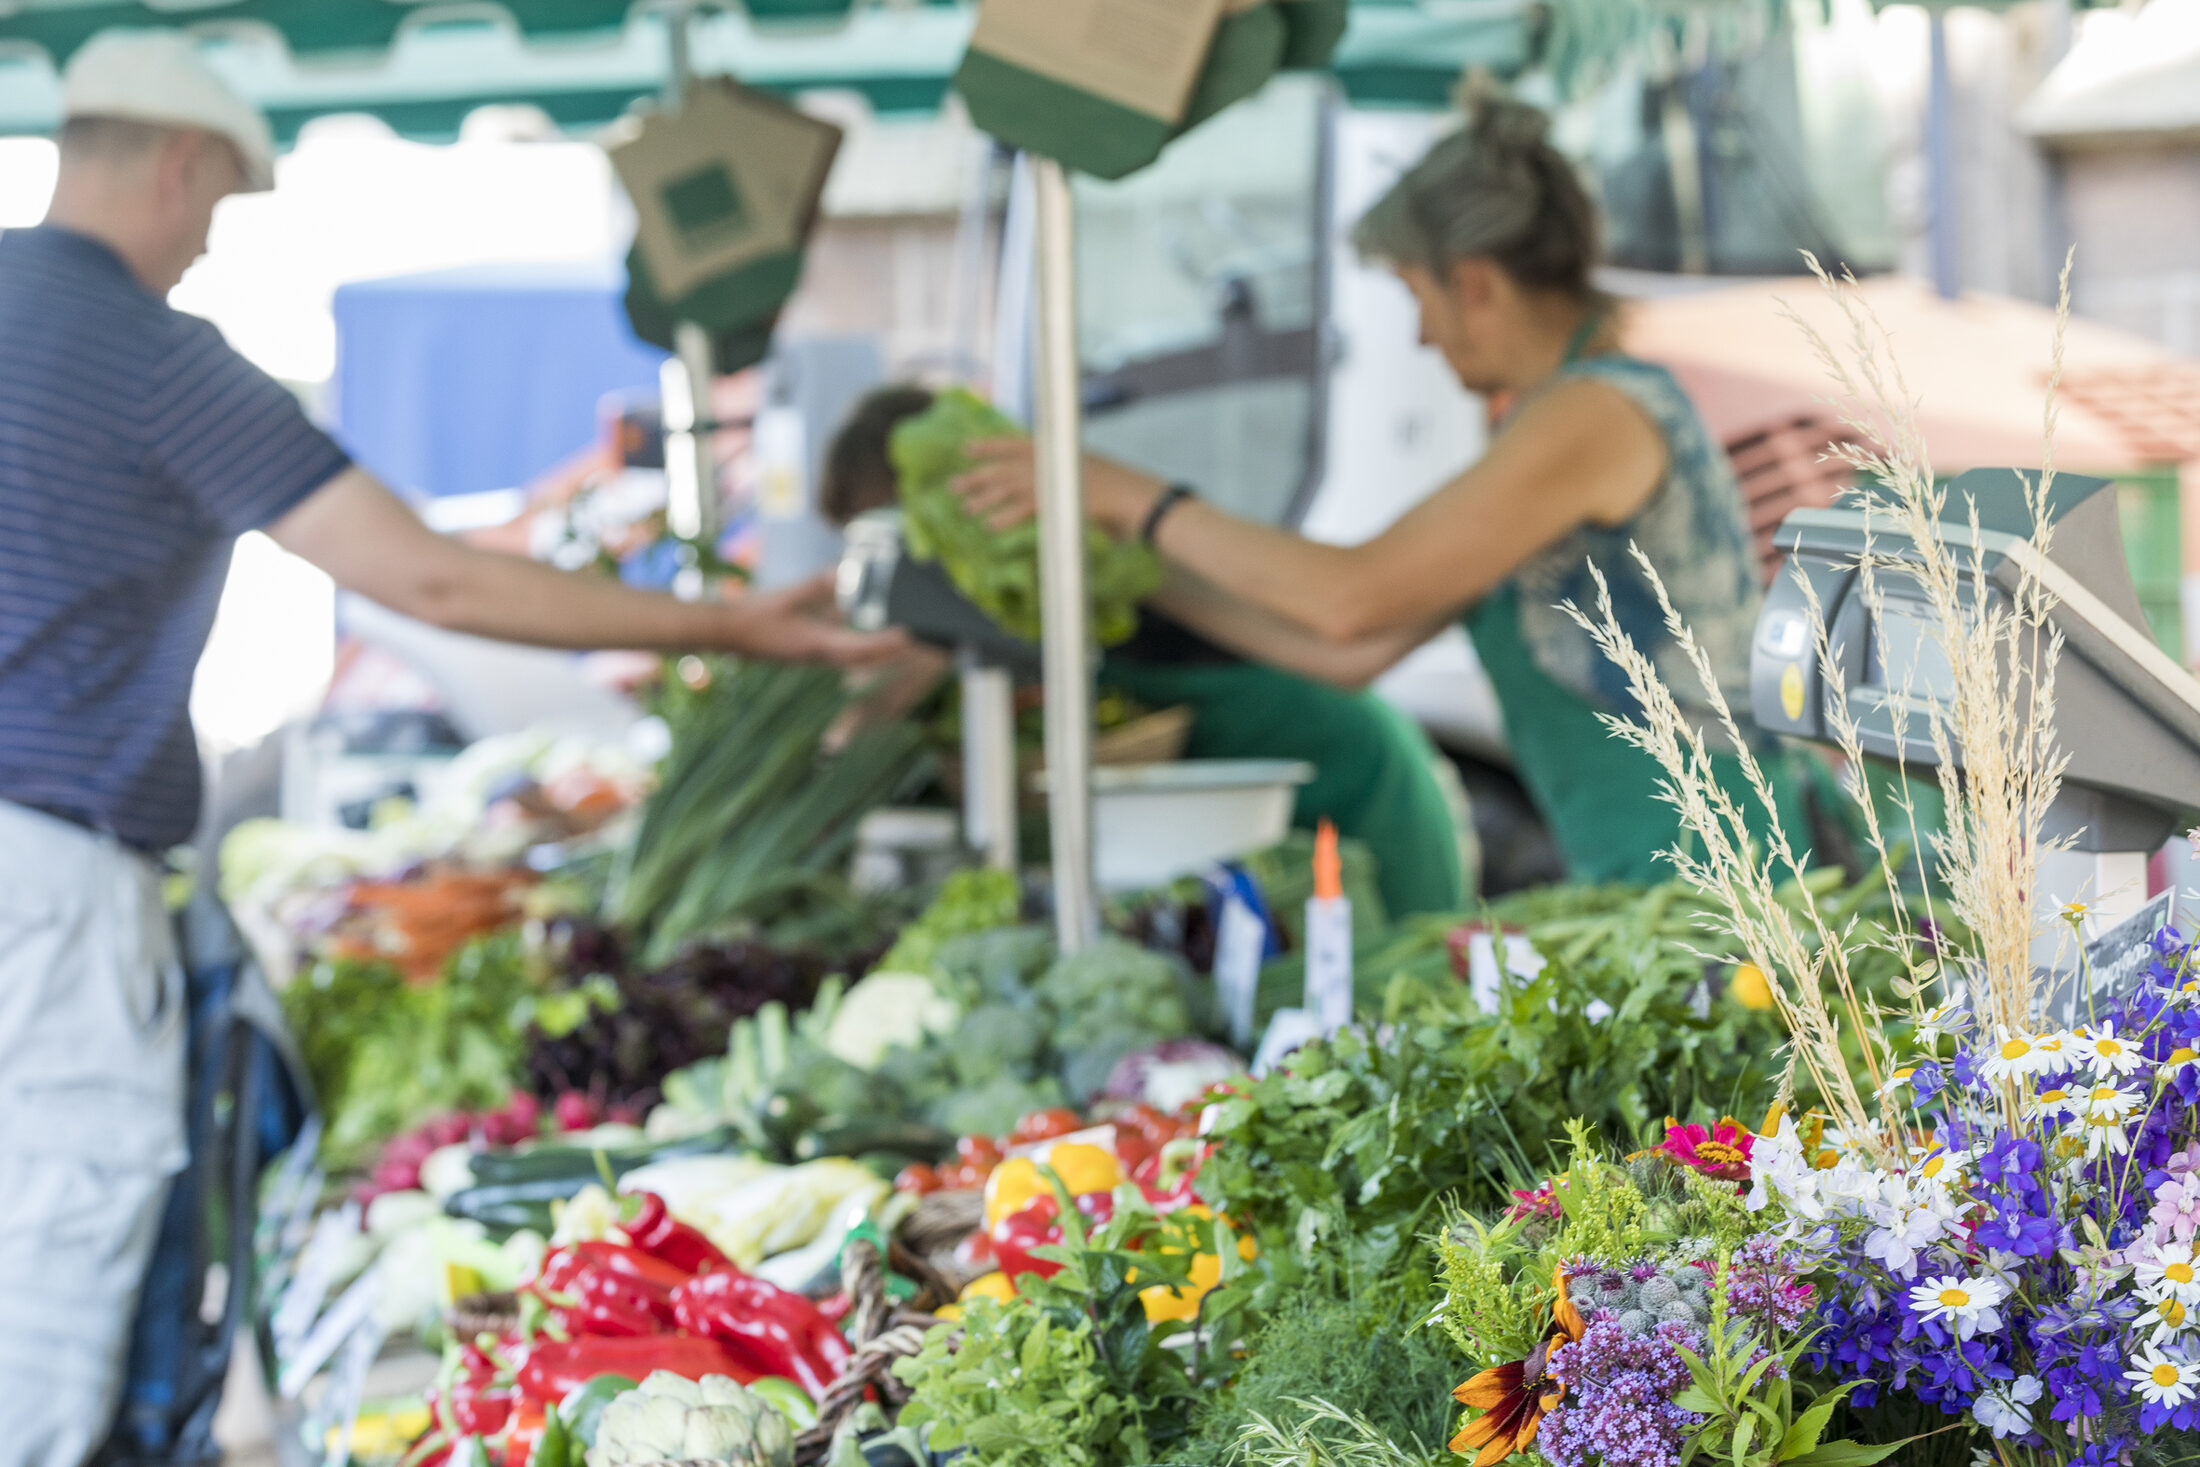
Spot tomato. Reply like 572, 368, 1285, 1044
893, 1163, 940, 1195
1010, 1107, 1082, 1145
956, 1135, 1004, 1168
1113, 1129, 1154, 1174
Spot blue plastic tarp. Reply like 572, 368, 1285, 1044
331, 261, 665, 500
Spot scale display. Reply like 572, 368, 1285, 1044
1751, 469, 2200, 853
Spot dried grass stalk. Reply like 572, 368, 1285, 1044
1565, 251, 2079, 1155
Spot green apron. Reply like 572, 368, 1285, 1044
1099, 657, 1467, 916
1466, 585, 1810, 885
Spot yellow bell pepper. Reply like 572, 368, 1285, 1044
1041, 1142, 1122, 1198
960, 1270, 1018, 1304
983, 1157, 1047, 1229
1140, 1250, 1225, 1322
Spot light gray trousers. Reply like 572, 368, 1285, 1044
0, 800, 186, 1467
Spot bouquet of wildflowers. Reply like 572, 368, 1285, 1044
1536, 255, 2200, 1467
1745, 918, 2200, 1465
1435, 1125, 1894, 1467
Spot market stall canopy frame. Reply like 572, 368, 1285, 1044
0, 0, 1540, 144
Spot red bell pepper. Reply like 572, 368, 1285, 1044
622, 1192, 734, 1276
537, 1241, 693, 1295
515, 1335, 759, 1406
501, 1403, 546, 1467
547, 1269, 672, 1338
992, 1195, 1066, 1281
431, 1343, 515, 1438
670, 1272, 849, 1400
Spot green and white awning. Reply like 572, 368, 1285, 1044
0, 1, 1538, 143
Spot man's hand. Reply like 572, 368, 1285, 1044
954, 439, 1164, 540
723, 572, 909, 669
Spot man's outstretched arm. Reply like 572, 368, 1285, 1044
269, 465, 903, 667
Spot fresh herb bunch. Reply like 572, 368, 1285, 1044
1198, 947, 1789, 1288
896, 1182, 1219, 1465
1183, 1286, 1464, 1461
892, 1297, 1128, 1467
284, 932, 537, 1160
891, 388, 1160, 646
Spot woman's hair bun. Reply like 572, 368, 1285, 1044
1467, 92, 1551, 155
1352, 75, 1601, 302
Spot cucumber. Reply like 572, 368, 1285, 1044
466, 1126, 744, 1189
796, 1120, 954, 1164
444, 1176, 591, 1236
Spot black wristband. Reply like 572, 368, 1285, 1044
1140, 482, 1196, 547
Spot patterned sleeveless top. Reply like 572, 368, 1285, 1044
1506, 353, 1764, 725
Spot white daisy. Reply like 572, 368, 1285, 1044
1912, 1146, 1972, 1192
2162, 1047, 2200, 1082
1908, 1273, 2009, 1339
2030, 1084, 2082, 1121
2127, 1344, 2200, 1407
2078, 1022, 2145, 1079
1878, 1067, 1919, 1102
2135, 1240, 2200, 1306
1973, 1374, 2042, 1439
2066, 1107, 2135, 1160
1980, 1028, 2057, 1083
2085, 1082, 2145, 1120
2148, 1294, 2194, 1346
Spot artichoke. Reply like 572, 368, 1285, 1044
587, 1372, 795, 1467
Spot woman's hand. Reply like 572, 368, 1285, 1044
955, 438, 1165, 540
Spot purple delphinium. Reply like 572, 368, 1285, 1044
1537, 1320, 1705, 1467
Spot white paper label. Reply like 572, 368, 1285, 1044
1213, 894, 1266, 1051
753, 405, 807, 520
1304, 896, 1353, 1035
280, 1263, 384, 1401
270, 1205, 356, 1363
1252, 1007, 1325, 1077
318, 1316, 390, 1467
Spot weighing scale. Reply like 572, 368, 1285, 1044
1751, 468, 2200, 998
837, 508, 1038, 873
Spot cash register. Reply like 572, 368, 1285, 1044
1751, 469, 2200, 999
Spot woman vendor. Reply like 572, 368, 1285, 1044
820, 389, 1476, 918
954, 94, 1807, 885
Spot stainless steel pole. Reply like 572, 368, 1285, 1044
959, 655, 1019, 873
1925, 8, 1960, 302
661, 2, 718, 600
1030, 157, 1097, 952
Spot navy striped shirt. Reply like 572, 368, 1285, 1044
0, 226, 351, 851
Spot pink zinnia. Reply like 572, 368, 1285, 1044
1507, 1181, 1565, 1221
1659, 1118, 1755, 1182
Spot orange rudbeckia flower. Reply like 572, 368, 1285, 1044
1449, 1266, 1586, 1466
